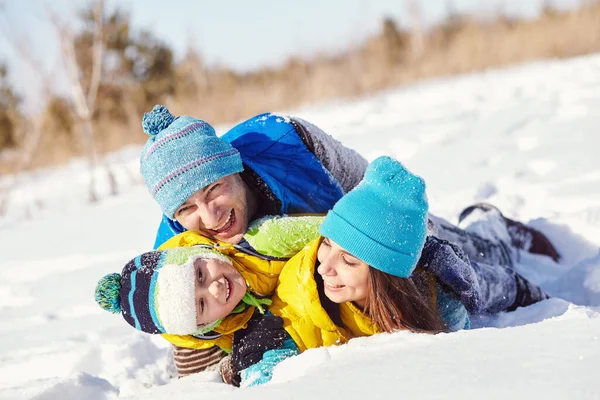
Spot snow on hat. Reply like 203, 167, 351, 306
94, 246, 232, 335
319, 156, 429, 278
140, 105, 244, 219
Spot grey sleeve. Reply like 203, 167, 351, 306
292, 117, 368, 193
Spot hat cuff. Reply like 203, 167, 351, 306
319, 210, 420, 278
160, 151, 244, 219
155, 258, 198, 335
155, 250, 233, 335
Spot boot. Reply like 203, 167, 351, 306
508, 273, 550, 312
459, 203, 560, 262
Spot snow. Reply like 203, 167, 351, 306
1, 53, 600, 399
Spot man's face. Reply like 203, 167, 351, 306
174, 174, 252, 244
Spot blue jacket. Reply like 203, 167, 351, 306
153, 113, 346, 249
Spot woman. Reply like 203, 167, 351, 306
232, 156, 549, 386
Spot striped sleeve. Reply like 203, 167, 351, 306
172, 345, 225, 377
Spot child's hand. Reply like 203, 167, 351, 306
232, 313, 288, 371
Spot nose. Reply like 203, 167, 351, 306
192, 197, 221, 229
317, 254, 335, 276
207, 278, 225, 300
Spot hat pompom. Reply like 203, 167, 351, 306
95, 273, 122, 314
142, 105, 175, 136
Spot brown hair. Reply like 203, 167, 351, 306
362, 266, 446, 334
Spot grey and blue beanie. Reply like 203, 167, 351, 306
319, 156, 429, 278
94, 246, 232, 335
140, 105, 244, 219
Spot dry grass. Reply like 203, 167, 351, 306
3, 3, 600, 174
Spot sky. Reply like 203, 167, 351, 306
0, 0, 583, 110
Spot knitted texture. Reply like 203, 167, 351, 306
140, 105, 243, 219
95, 273, 122, 313
94, 246, 233, 335
319, 156, 429, 278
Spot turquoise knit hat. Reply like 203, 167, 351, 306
140, 105, 244, 219
319, 156, 429, 278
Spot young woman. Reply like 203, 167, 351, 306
232, 156, 550, 387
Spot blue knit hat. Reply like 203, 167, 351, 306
140, 105, 244, 219
319, 156, 429, 278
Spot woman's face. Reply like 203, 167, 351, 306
194, 257, 247, 326
316, 237, 370, 308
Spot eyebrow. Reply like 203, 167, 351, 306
340, 250, 358, 260
325, 238, 357, 259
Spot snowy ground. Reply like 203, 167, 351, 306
1, 54, 600, 399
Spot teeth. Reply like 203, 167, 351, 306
212, 211, 232, 232
324, 281, 343, 289
225, 279, 231, 301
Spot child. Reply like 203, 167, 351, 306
94, 232, 290, 352
232, 156, 550, 386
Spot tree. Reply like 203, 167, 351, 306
0, 6, 58, 216
74, 7, 175, 122
50, 0, 117, 201
0, 62, 20, 151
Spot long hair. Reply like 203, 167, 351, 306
362, 265, 446, 334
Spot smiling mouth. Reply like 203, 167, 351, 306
224, 277, 232, 301
324, 281, 344, 289
208, 210, 235, 235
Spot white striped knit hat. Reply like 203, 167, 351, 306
95, 246, 232, 335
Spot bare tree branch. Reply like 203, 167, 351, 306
0, 5, 56, 216
405, 0, 425, 58
87, 0, 104, 110
48, 12, 89, 119
48, 1, 111, 201
0, 12, 51, 91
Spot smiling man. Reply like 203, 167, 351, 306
141, 105, 369, 250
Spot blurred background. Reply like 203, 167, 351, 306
0, 0, 597, 181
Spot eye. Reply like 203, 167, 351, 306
321, 238, 331, 247
176, 204, 192, 217
197, 267, 203, 283
199, 298, 205, 313
207, 183, 220, 195
342, 255, 358, 267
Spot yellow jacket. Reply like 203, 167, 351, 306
270, 238, 382, 353
157, 231, 286, 351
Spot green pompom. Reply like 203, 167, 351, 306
95, 273, 122, 314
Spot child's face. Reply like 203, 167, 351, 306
174, 174, 252, 245
194, 257, 247, 326
317, 237, 370, 308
